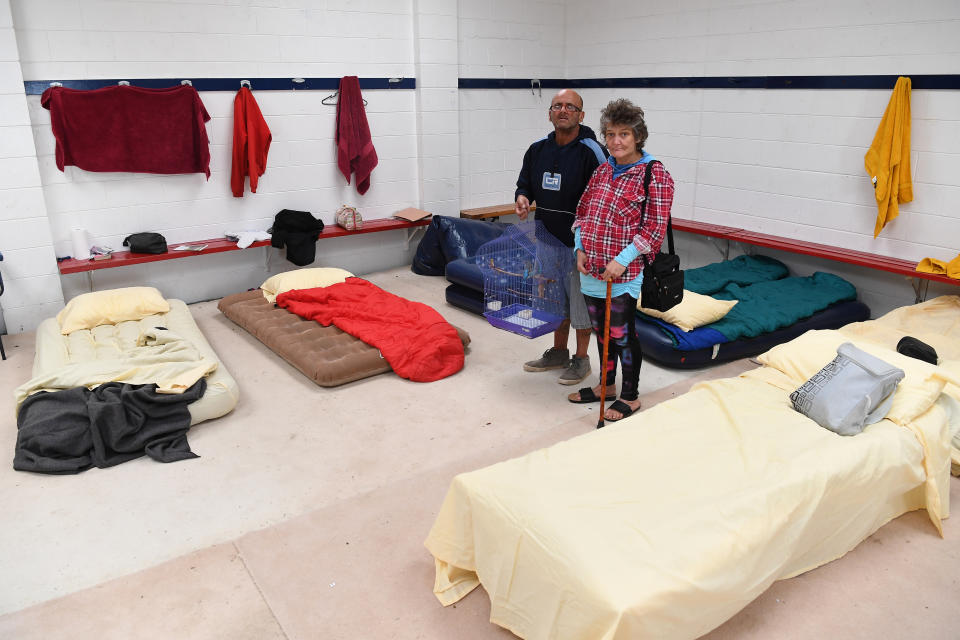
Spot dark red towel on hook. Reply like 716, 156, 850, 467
41, 84, 211, 177
231, 86, 272, 197
335, 76, 378, 195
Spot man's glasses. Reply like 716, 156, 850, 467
550, 104, 581, 112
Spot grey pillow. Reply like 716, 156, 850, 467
789, 342, 905, 436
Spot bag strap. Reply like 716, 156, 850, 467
641, 160, 674, 256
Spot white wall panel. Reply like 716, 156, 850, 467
451, 0, 960, 315
5, 0, 423, 318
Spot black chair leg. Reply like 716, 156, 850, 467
0, 334, 5, 361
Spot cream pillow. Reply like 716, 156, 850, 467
57, 287, 170, 335
639, 290, 738, 332
757, 330, 959, 425
261, 267, 354, 304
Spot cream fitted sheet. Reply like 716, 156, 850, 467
425, 297, 960, 640
32, 299, 238, 426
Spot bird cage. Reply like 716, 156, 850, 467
476, 220, 573, 338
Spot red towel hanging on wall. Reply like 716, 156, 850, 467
231, 86, 272, 197
41, 84, 212, 178
335, 76, 378, 195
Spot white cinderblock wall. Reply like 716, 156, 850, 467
413, 0, 460, 218
457, 0, 566, 210
2, 0, 959, 332
456, 0, 960, 315
7, 0, 427, 331
0, 0, 63, 335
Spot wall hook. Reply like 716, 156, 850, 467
291, 77, 306, 90
240, 79, 251, 88
118, 80, 130, 86
531, 79, 541, 97
181, 79, 193, 86
49, 81, 62, 87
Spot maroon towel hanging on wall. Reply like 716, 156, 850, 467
335, 75, 378, 195
41, 84, 212, 178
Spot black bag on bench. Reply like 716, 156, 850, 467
123, 232, 168, 254
639, 161, 684, 312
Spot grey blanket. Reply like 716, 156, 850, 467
14, 379, 206, 474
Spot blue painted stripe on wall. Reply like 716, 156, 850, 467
459, 75, 960, 90
23, 76, 416, 95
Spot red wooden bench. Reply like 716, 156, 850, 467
58, 218, 431, 288
460, 204, 958, 302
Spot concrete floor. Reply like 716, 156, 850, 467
0, 266, 957, 639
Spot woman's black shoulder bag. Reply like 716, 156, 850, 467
639, 161, 684, 312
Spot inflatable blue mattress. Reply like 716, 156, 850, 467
636, 255, 871, 368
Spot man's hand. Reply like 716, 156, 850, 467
576, 249, 589, 275
600, 259, 626, 282
515, 195, 530, 221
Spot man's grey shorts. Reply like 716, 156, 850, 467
566, 268, 591, 330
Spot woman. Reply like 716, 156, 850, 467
567, 99, 675, 421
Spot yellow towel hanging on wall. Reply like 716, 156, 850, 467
864, 76, 912, 238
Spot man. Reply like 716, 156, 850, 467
515, 89, 606, 385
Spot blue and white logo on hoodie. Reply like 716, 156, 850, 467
542, 171, 561, 191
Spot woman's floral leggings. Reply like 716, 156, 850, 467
584, 292, 643, 401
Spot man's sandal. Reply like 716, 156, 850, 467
568, 387, 616, 404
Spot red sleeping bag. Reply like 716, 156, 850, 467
276, 278, 464, 382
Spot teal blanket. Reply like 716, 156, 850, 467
707, 272, 856, 340
684, 254, 789, 295
639, 255, 858, 348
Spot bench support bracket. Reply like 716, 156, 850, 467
405, 226, 425, 249
910, 277, 929, 304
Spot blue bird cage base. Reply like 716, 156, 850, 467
483, 303, 564, 339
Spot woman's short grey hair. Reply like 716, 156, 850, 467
599, 99, 648, 152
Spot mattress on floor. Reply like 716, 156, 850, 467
637, 300, 871, 368
32, 299, 239, 426
425, 296, 960, 640
218, 288, 470, 387
635, 255, 865, 368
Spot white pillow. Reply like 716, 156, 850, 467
639, 290, 738, 332
261, 267, 354, 304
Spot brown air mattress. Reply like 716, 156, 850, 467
218, 289, 470, 387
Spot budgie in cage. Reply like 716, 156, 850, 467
476, 221, 573, 338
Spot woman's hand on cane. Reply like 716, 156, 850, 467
600, 259, 625, 281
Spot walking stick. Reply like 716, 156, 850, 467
598, 278, 613, 429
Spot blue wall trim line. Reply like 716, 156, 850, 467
23, 76, 415, 95
458, 75, 960, 91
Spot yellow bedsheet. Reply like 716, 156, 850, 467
19, 299, 238, 426
838, 295, 960, 472
425, 296, 960, 640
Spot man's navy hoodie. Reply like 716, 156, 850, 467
514, 124, 606, 247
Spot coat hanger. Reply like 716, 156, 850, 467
322, 90, 367, 106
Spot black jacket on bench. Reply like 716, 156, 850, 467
271, 209, 325, 266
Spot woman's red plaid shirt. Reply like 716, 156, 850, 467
573, 160, 675, 283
